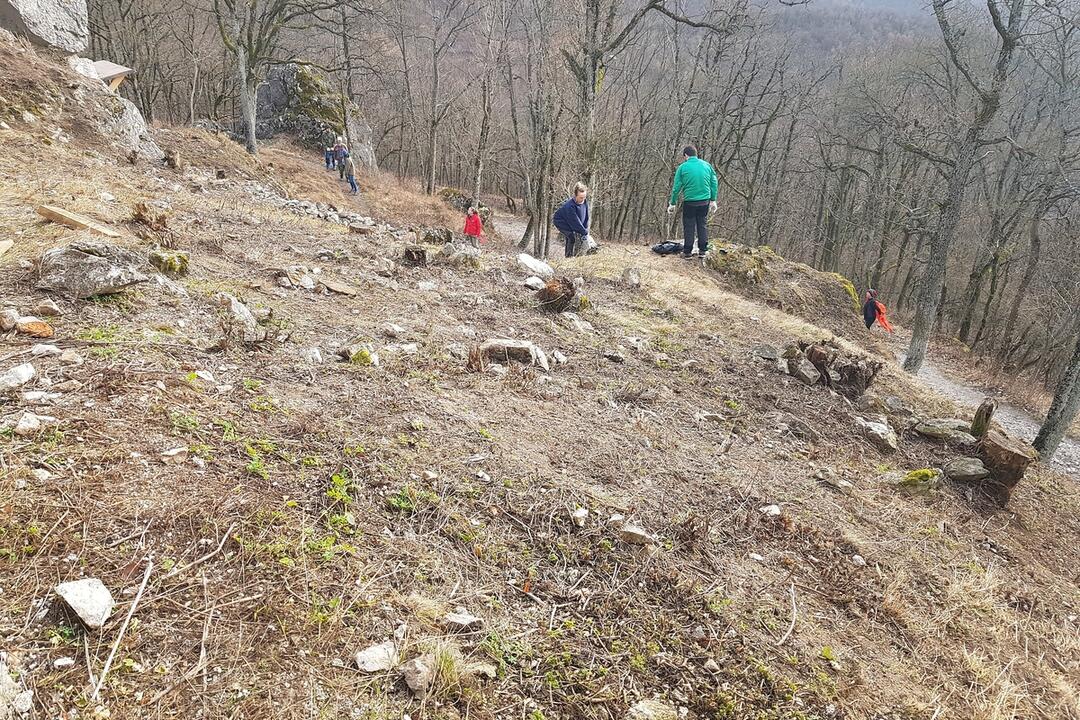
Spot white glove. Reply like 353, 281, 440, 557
667, 204, 676, 215
709, 201, 718, 214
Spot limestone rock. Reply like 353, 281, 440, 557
0, 308, 17, 331
895, 468, 943, 496
354, 640, 399, 672
523, 276, 545, 291
149, 249, 190, 277
401, 654, 435, 699
0, 0, 89, 52
0, 363, 36, 391
622, 267, 641, 288
14, 411, 56, 436
437, 242, 481, 268
30, 343, 61, 357
478, 338, 549, 372
31, 298, 61, 317
0, 659, 32, 719
517, 253, 554, 280
788, 358, 821, 386
855, 416, 898, 453
752, 343, 779, 361
216, 293, 265, 343
445, 607, 483, 632
619, 524, 654, 546
104, 94, 165, 161
38, 241, 149, 298
55, 578, 114, 629
944, 457, 990, 483
627, 699, 678, 720
915, 418, 977, 446
299, 347, 323, 364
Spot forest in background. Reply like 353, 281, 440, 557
87, 0, 1080, 445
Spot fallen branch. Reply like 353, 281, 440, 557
159, 522, 236, 583
777, 582, 797, 646
92, 558, 153, 700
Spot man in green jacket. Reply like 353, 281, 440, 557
667, 145, 718, 259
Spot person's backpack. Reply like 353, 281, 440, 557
651, 241, 683, 255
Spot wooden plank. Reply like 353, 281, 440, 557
36, 205, 121, 238
0, 240, 12, 258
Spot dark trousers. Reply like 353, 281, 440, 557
338, 161, 346, 179
563, 232, 582, 258
682, 202, 710, 256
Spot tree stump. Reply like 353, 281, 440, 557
977, 429, 1037, 505
403, 245, 429, 267
537, 277, 576, 313
971, 397, 996, 439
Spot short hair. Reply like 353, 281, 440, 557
683, 145, 697, 157
573, 182, 588, 195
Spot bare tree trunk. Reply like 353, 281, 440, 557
235, 39, 257, 154
1034, 333, 1080, 460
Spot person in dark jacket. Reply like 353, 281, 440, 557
667, 145, 718, 259
552, 182, 592, 258
863, 289, 894, 332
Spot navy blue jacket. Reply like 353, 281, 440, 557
553, 197, 589, 236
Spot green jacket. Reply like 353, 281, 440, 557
669, 156, 718, 205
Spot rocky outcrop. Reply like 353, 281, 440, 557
38, 240, 149, 298
66, 55, 164, 161
0, 0, 88, 53
255, 63, 376, 170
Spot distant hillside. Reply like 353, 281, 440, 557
767, 0, 936, 57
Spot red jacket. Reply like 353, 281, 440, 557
464, 213, 483, 237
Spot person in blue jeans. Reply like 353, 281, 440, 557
552, 182, 593, 258
324, 147, 334, 170
343, 153, 358, 194
667, 145, 718, 258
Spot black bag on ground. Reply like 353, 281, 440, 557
651, 241, 683, 255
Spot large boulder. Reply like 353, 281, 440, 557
103, 94, 165, 161
0, 0, 88, 53
38, 241, 149, 298
255, 63, 376, 170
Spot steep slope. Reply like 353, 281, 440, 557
0, 36, 1077, 720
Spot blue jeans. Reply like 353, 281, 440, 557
347, 175, 358, 193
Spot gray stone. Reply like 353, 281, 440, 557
0, 308, 17, 332
103, 94, 164, 161
619, 524, 654, 546
216, 293, 265, 344
30, 343, 61, 357
915, 419, 977, 446
479, 338, 549, 372
31, 298, 61, 317
621, 267, 641, 288
299, 347, 323, 364
437, 242, 481, 268
517, 253, 554, 280
627, 699, 678, 720
38, 241, 149, 299
855, 416, 898, 453
354, 640, 398, 672
15, 411, 56, 436
788, 358, 821, 386
445, 607, 483, 632
148, 249, 190, 277
944, 457, 991, 483
523, 275, 545, 291
751, 343, 779, 361
0, 363, 35, 391
0, 0, 88, 52
401, 654, 435, 699
55, 578, 114, 629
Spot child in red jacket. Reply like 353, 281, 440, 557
464, 207, 484, 246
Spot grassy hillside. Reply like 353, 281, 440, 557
0, 34, 1077, 720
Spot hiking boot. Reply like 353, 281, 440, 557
681, 253, 695, 260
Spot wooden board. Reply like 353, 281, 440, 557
36, 205, 121, 238
0, 240, 12, 258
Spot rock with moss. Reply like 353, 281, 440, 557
896, 468, 942, 495
149, 248, 190, 277
255, 63, 376, 169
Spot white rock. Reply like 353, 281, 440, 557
53, 657, 76, 669
855, 416, 898, 453
445, 607, 484, 631
299, 347, 323, 364
418, 280, 439, 292
0, 308, 18, 331
553, 350, 568, 365
517, 253, 554, 280
59, 349, 83, 366
380, 322, 407, 338
704, 658, 721, 673
15, 412, 56, 436
620, 524, 654, 546
31, 468, 52, 481
354, 640, 399, 672
628, 699, 678, 720
523, 276, 545, 291
30, 344, 62, 357
0, 363, 36, 391
571, 507, 589, 527
851, 554, 867, 567
758, 504, 782, 517
422, 470, 438, 481
749, 552, 766, 562
401, 654, 435, 699
32, 298, 61, 317
621, 267, 642, 288
55, 578, 114, 629
161, 447, 189, 465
